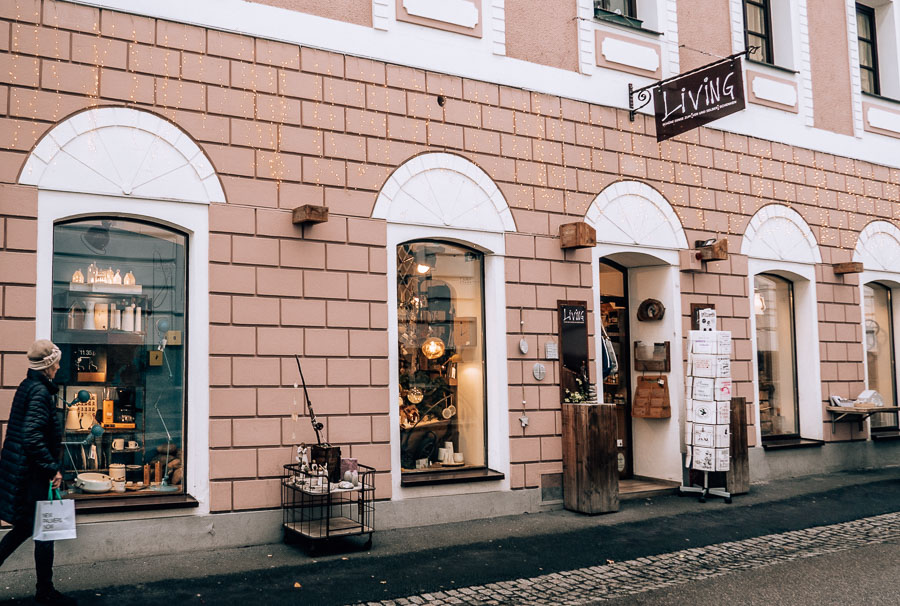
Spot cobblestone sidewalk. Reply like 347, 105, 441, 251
358, 511, 900, 605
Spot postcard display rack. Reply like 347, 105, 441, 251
282, 462, 375, 553
681, 309, 733, 503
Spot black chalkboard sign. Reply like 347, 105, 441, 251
558, 300, 589, 402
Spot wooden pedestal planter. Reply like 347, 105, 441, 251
562, 403, 619, 514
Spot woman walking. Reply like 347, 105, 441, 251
0, 340, 77, 605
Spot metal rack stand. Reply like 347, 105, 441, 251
680, 470, 731, 503
282, 463, 374, 554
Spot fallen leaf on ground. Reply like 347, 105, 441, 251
294, 582, 302, 588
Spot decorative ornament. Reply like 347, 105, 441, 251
518, 338, 529, 354
533, 363, 547, 381
637, 298, 665, 321
421, 336, 445, 360
407, 387, 424, 404
123, 271, 136, 286
71, 269, 84, 283
112, 269, 122, 284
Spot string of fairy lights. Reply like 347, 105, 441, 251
4, 3, 893, 423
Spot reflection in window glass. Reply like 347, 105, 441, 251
857, 4, 880, 95
397, 241, 486, 474
755, 274, 799, 438
52, 218, 187, 497
865, 283, 897, 429
744, 0, 772, 64
599, 0, 637, 18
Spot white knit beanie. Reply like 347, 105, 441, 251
27, 339, 61, 371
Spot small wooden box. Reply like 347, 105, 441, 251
292, 204, 329, 225
559, 222, 596, 249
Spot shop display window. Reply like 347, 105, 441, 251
864, 282, 897, 429
754, 273, 799, 438
52, 218, 186, 498
396, 241, 486, 475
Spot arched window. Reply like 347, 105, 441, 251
52, 217, 187, 496
397, 240, 486, 474
754, 273, 799, 438
864, 282, 898, 429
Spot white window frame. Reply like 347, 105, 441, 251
859, 273, 900, 427
35, 190, 211, 513
748, 259, 822, 443
386, 224, 510, 499
856, 0, 900, 99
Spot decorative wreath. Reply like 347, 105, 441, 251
637, 298, 665, 322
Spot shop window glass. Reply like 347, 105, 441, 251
52, 218, 187, 497
857, 4, 880, 95
864, 283, 897, 429
755, 274, 799, 438
397, 241, 486, 475
744, 0, 773, 64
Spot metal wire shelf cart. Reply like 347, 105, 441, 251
282, 463, 375, 552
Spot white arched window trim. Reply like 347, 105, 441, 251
584, 181, 687, 483
375, 153, 512, 500
854, 221, 900, 428
743, 205, 822, 444
23, 107, 215, 514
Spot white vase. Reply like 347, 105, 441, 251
83, 301, 95, 330
122, 305, 134, 332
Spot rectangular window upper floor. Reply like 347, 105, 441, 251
857, 0, 900, 101
740, 0, 800, 73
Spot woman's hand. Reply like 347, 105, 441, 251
51, 471, 62, 489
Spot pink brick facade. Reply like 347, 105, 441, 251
0, 1, 898, 523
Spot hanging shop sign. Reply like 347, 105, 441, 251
629, 50, 752, 143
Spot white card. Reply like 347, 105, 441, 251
715, 447, 730, 472
715, 377, 733, 401
693, 423, 715, 447
691, 354, 715, 378
693, 377, 714, 401
715, 424, 730, 448
716, 331, 732, 355
693, 447, 715, 471
689, 331, 716, 354
693, 402, 714, 424
715, 356, 731, 378
717, 400, 731, 425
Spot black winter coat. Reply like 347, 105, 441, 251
0, 369, 62, 524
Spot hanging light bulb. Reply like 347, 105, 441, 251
416, 263, 431, 274
422, 336, 446, 360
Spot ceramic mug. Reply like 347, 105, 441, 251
112, 438, 125, 451
127, 440, 139, 449
113, 480, 126, 493
453, 453, 464, 464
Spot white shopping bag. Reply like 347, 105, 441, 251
33, 486, 76, 541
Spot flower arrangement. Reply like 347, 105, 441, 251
563, 365, 597, 404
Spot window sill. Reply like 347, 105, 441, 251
401, 467, 504, 487
593, 11, 661, 37
71, 493, 198, 514
746, 58, 799, 76
862, 91, 900, 106
761, 438, 824, 451
871, 431, 900, 441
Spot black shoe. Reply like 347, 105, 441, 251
35, 588, 78, 606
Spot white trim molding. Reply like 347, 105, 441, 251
797, 0, 815, 127
577, 0, 595, 75
740, 204, 822, 264
490, 0, 506, 55
854, 220, 900, 271
20, 107, 225, 205
846, 0, 864, 137
584, 181, 689, 251
373, 152, 516, 232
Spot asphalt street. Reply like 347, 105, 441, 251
1, 469, 900, 604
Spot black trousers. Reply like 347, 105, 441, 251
0, 481, 55, 591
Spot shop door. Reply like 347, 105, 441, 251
599, 260, 632, 479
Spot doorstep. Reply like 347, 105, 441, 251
619, 478, 681, 500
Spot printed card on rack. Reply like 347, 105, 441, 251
715, 378, 733, 401
715, 424, 730, 448
685, 422, 693, 446
691, 354, 715, 378
697, 308, 717, 331
692, 402, 714, 424
716, 400, 731, 425
716, 331, 732, 355
715, 447, 730, 472
685, 399, 694, 422
685, 376, 693, 399
693, 423, 715, 447
692, 377, 714, 401
715, 356, 731, 378
689, 331, 716, 354
692, 447, 715, 471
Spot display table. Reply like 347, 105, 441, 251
282, 463, 374, 554
825, 406, 900, 434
